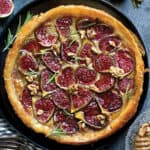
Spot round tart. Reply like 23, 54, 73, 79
4, 5, 144, 145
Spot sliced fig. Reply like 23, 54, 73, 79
33, 96, 55, 124
41, 69, 57, 95
114, 50, 135, 75
87, 24, 113, 40
18, 51, 38, 75
61, 39, 79, 61
79, 41, 95, 64
23, 39, 42, 54
51, 89, 70, 111
70, 87, 94, 113
93, 53, 112, 73
84, 101, 101, 116
61, 117, 78, 134
84, 102, 108, 129
54, 110, 78, 134
96, 89, 122, 112
42, 50, 61, 72
75, 66, 97, 85
95, 73, 115, 93
56, 66, 75, 89
117, 78, 134, 93
21, 87, 32, 111
35, 22, 58, 47
75, 101, 108, 129
99, 36, 121, 52
0, 0, 14, 18
56, 16, 72, 37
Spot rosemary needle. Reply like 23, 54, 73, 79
63, 109, 72, 116
2, 11, 33, 52
24, 11, 33, 23
47, 73, 57, 84
25, 68, 39, 76
47, 126, 66, 137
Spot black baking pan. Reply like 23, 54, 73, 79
0, 0, 149, 149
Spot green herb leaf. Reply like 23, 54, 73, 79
26, 68, 39, 76
24, 11, 33, 24
2, 11, 33, 52
79, 22, 96, 29
51, 128, 65, 136
3, 29, 15, 52
47, 73, 57, 84
67, 31, 79, 37
63, 109, 72, 116
122, 83, 131, 101
16, 15, 22, 33
47, 126, 66, 137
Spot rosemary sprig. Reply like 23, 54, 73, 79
63, 109, 72, 116
24, 11, 33, 23
3, 29, 15, 52
47, 73, 57, 84
122, 83, 130, 101
16, 15, 22, 33
51, 128, 65, 136
25, 68, 39, 76
2, 11, 33, 52
132, 0, 143, 8
79, 22, 97, 29
47, 126, 66, 137
67, 31, 79, 37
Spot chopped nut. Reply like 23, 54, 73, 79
87, 29, 96, 39
109, 40, 116, 47
91, 46, 100, 54
110, 66, 125, 78
39, 64, 46, 72
25, 74, 37, 82
78, 121, 86, 130
68, 52, 76, 57
97, 114, 107, 125
87, 63, 93, 69
85, 57, 91, 65
79, 30, 86, 39
138, 123, 150, 136
53, 50, 58, 56
27, 83, 39, 95
37, 109, 44, 115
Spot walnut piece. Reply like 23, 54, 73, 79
138, 123, 150, 136
27, 83, 39, 95
110, 66, 125, 78
25, 74, 37, 82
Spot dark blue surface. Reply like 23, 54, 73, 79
0, 0, 150, 149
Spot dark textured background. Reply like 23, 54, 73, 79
0, 0, 150, 149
